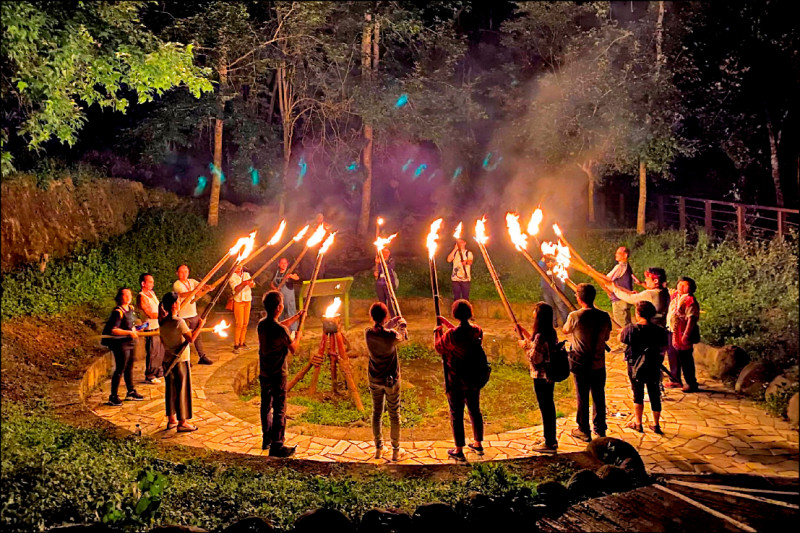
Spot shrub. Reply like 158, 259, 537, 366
1, 208, 228, 319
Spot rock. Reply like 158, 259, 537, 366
735, 362, 769, 396
765, 375, 794, 406
220, 517, 275, 533
708, 345, 749, 380
535, 481, 569, 514
292, 508, 353, 533
585, 437, 646, 479
460, 494, 525, 533
787, 393, 799, 427
411, 503, 464, 531
566, 469, 602, 500
692, 343, 716, 367
595, 464, 632, 494
358, 508, 412, 532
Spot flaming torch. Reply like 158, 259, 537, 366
552, 223, 611, 285
474, 217, 523, 339
249, 224, 310, 283
506, 214, 576, 312
453, 222, 463, 240
374, 233, 402, 318
179, 231, 259, 311
526, 208, 543, 249
276, 225, 326, 290
208, 220, 286, 292
98, 319, 231, 340
427, 218, 444, 320
295, 232, 336, 336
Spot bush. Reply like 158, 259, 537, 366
1, 208, 228, 319
0, 402, 573, 532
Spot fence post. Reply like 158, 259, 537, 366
619, 193, 625, 225
704, 200, 712, 234
678, 196, 686, 231
736, 204, 746, 244
657, 195, 665, 228
777, 210, 785, 239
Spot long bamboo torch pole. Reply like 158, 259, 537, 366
295, 233, 336, 336
474, 217, 523, 339
520, 248, 576, 312
208, 220, 287, 291
249, 225, 310, 284
426, 219, 443, 321
98, 322, 230, 340
276, 225, 326, 291
374, 234, 402, 318
552, 223, 611, 282
179, 250, 234, 311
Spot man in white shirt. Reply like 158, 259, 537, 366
173, 264, 214, 365
447, 238, 474, 301
229, 264, 255, 354
137, 272, 164, 383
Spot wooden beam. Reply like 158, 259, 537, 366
654, 484, 757, 533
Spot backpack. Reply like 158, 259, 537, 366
101, 307, 124, 348
462, 342, 491, 389
548, 340, 571, 382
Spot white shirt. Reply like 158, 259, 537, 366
229, 271, 252, 303
451, 249, 473, 282
173, 278, 200, 319
137, 290, 160, 330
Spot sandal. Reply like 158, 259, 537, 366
447, 448, 466, 461
626, 421, 644, 433
166, 422, 178, 430
176, 424, 198, 433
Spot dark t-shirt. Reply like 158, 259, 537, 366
258, 317, 292, 378
620, 323, 668, 363
102, 306, 138, 348
564, 307, 612, 370
365, 325, 402, 382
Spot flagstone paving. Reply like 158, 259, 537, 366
85, 316, 798, 475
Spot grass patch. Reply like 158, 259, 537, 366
0, 401, 575, 532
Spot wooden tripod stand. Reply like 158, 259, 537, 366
287, 320, 364, 412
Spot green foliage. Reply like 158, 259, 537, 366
764, 382, 800, 418
1, 207, 228, 319
397, 341, 439, 362
1, 1, 213, 167
1, 401, 562, 532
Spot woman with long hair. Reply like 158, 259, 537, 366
159, 291, 205, 432
518, 302, 559, 452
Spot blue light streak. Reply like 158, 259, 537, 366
209, 163, 225, 183
249, 166, 259, 186
413, 164, 427, 179
296, 156, 307, 188
395, 93, 409, 108
194, 176, 208, 196
402, 159, 413, 172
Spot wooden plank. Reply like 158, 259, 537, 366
736, 205, 746, 244
667, 479, 800, 500
705, 200, 713, 233
654, 484, 757, 532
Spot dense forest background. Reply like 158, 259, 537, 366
3, 1, 798, 233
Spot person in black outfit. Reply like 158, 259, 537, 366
563, 283, 613, 442
434, 299, 485, 461
620, 301, 668, 434
103, 287, 144, 406
518, 302, 560, 452
258, 290, 304, 457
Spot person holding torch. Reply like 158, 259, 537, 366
447, 223, 474, 302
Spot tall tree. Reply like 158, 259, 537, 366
0, 0, 212, 175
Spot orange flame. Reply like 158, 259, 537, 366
230, 232, 257, 262
267, 220, 287, 245
453, 222, 463, 240
527, 208, 543, 236
212, 319, 231, 338
474, 217, 488, 244
426, 218, 444, 259
552, 223, 563, 238
377, 216, 384, 226
319, 232, 336, 254
323, 297, 342, 317
306, 224, 326, 247
374, 233, 397, 252
293, 225, 310, 242
505, 212, 528, 251
541, 241, 571, 281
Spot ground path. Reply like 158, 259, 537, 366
86, 315, 798, 475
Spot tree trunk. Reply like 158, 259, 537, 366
637, 160, 647, 234
766, 115, 785, 207
208, 56, 227, 227
578, 161, 596, 223
654, 1, 665, 77
277, 63, 292, 219
357, 14, 375, 237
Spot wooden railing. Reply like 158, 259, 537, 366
657, 195, 798, 243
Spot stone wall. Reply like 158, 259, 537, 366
1, 175, 181, 271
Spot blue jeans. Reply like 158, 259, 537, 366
452, 281, 470, 301
542, 285, 569, 326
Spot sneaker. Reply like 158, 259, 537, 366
392, 448, 400, 462
125, 390, 144, 401
241, 343, 249, 350
570, 428, 592, 442
197, 356, 214, 365
468, 443, 485, 455
109, 396, 123, 407
233, 346, 240, 354
261, 437, 272, 450
145, 377, 162, 384
682, 384, 699, 393
532, 441, 558, 453
447, 448, 467, 462
269, 444, 297, 458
